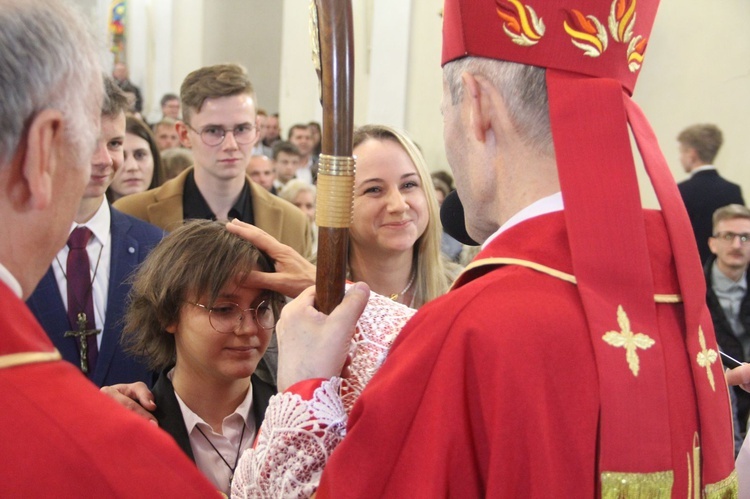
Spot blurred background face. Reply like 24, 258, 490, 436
256, 114, 268, 143
289, 127, 313, 158
247, 156, 276, 191
112, 62, 128, 81
162, 98, 181, 119
274, 151, 300, 184
350, 138, 428, 255
309, 124, 321, 148
293, 190, 315, 223
265, 116, 280, 142
110, 132, 155, 200
84, 112, 125, 200
155, 123, 180, 151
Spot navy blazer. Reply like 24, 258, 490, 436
678, 169, 745, 263
27, 206, 164, 387
152, 371, 276, 461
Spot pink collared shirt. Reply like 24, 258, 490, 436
169, 369, 256, 495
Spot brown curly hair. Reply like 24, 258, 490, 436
121, 220, 282, 371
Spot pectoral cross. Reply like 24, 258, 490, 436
64, 312, 100, 374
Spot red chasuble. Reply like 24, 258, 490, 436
0, 282, 219, 497
317, 212, 734, 498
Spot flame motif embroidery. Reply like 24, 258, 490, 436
608, 0, 637, 43
627, 35, 648, 72
496, 0, 545, 47
563, 10, 608, 57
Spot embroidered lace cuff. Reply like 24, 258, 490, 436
231, 378, 346, 498
231, 289, 416, 498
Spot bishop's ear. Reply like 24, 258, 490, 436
11, 109, 64, 211
462, 72, 493, 143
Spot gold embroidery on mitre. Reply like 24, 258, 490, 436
602, 305, 655, 377
496, 0, 545, 47
696, 326, 719, 391
601, 470, 673, 498
563, 10, 608, 57
608, 0, 637, 43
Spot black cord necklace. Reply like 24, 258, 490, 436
196, 422, 247, 489
54, 242, 105, 321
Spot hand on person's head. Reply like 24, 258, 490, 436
100, 382, 158, 424
226, 219, 316, 297
276, 282, 370, 392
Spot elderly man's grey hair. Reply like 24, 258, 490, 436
444, 57, 553, 158
0, 0, 103, 166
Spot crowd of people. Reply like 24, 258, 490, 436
2, 0, 750, 497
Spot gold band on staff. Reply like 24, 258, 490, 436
316, 154, 356, 228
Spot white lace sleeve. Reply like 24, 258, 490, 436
232, 289, 416, 499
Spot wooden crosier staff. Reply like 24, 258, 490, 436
310, 0, 355, 314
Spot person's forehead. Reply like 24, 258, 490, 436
101, 112, 126, 135
249, 160, 272, 172
276, 152, 298, 161
157, 124, 176, 133
717, 218, 750, 232
192, 94, 256, 123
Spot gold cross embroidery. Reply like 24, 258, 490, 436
696, 326, 718, 391
602, 305, 655, 377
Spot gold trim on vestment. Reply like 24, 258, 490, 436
704, 469, 738, 498
601, 470, 673, 498
0, 349, 62, 369
458, 258, 683, 303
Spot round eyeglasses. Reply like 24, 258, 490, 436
190, 300, 276, 333
712, 231, 750, 245
185, 123, 256, 146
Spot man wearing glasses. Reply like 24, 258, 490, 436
115, 64, 309, 386
114, 63, 311, 260
707, 204, 750, 446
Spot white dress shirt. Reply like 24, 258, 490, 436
482, 192, 564, 249
0, 262, 22, 298
689, 164, 717, 177
295, 157, 315, 185
52, 199, 111, 348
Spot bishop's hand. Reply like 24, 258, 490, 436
226, 219, 316, 299
276, 282, 369, 392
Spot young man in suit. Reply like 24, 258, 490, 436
0, 1, 216, 495
677, 123, 745, 263
113, 64, 311, 259
27, 76, 163, 387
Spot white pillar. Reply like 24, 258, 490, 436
365, 0, 412, 128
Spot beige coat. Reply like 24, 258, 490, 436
113, 167, 312, 257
